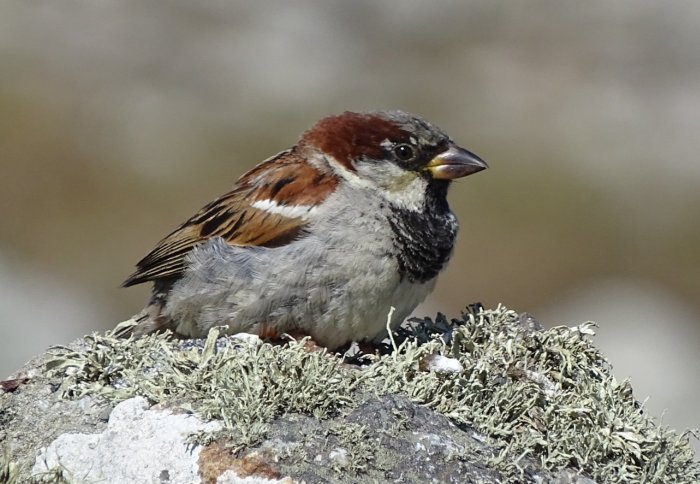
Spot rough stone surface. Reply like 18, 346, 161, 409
0, 352, 592, 484
32, 397, 221, 483
2, 307, 698, 483
253, 394, 507, 483
0, 336, 588, 484
0, 349, 115, 478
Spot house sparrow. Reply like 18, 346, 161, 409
119, 110, 487, 349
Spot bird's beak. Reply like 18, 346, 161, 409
425, 145, 488, 180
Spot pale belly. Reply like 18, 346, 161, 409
163, 236, 436, 348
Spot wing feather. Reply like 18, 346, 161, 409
123, 149, 337, 287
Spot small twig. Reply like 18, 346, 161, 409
385, 306, 397, 353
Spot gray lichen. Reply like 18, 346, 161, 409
1, 446, 20, 484
3, 305, 699, 483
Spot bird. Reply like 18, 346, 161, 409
118, 110, 487, 349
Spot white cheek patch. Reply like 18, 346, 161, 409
252, 199, 318, 219
355, 162, 428, 212
384, 175, 428, 212
322, 154, 427, 212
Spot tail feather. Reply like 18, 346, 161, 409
115, 278, 176, 338
111, 305, 171, 338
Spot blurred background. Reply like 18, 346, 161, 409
1, 0, 698, 452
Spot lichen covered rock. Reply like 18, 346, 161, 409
1, 306, 698, 483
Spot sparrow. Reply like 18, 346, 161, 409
119, 110, 487, 349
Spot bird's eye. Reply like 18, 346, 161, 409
394, 144, 415, 161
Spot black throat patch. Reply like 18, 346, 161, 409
388, 182, 459, 283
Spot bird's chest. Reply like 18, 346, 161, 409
316, 186, 459, 284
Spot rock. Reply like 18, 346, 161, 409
32, 396, 222, 483
1, 306, 698, 483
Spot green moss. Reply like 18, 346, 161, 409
45, 306, 700, 483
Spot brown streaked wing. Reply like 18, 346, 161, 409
122, 149, 338, 287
